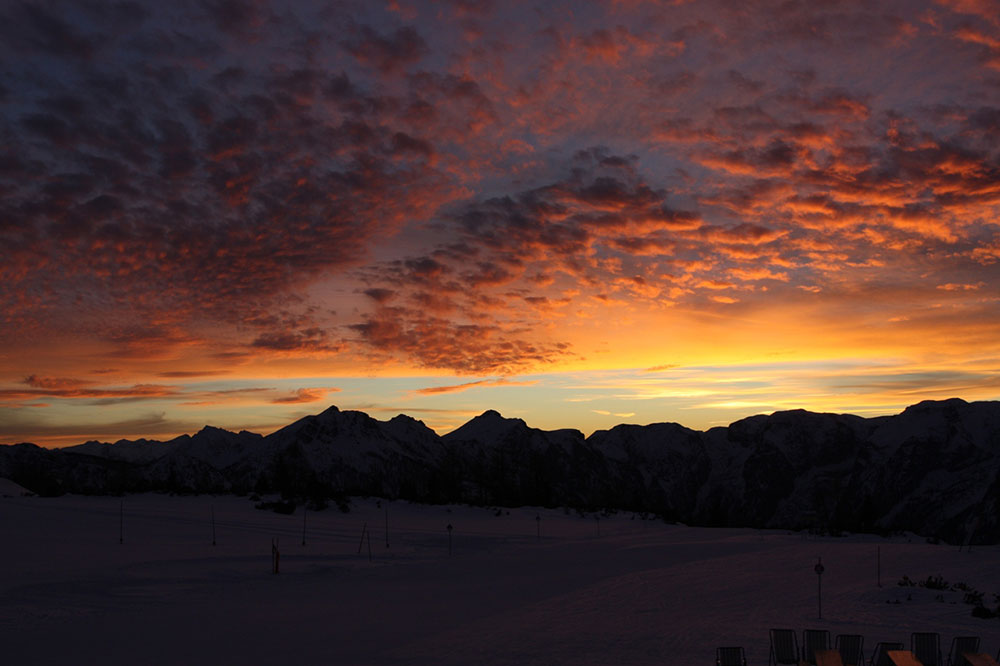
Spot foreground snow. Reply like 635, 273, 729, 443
2, 494, 999, 665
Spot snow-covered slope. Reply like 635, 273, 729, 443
0, 477, 32, 496
4, 494, 1000, 666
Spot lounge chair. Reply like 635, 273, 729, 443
835, 634, 865, 666
803, 630, 832, 665
889, 651, 924, 666
947, 637, 980, 666
771, 628, 801, 665
816, 649, 845, 666
959, 652, 999, 666
870, 642, 905, 666
912, 632, 942, 666
717, 646, 747, 666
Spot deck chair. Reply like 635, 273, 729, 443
803, 630, 832, 665
771, 628, 801, 665
717, 646, 747, 666
816, 650, 846, 666
947, 637, 980, 666
835, 634, 865, 666
912, 632, 942, 666
870, 642, 905, 666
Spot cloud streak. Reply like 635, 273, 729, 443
411, 378, 538, 395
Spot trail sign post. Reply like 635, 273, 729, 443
815, 557, 825, 619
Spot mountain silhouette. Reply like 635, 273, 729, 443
3, 398, 999, 543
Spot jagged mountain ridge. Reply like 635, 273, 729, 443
2, 398, 1000, 543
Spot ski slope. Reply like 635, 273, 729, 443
2, 494, 999, 664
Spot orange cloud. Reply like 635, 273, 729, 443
0, 379, 179, 404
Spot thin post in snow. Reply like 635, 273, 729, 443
357, 522, 368, 554
272, 537, 280, 574
963, 517, 979, 552
814, 557, 825, 619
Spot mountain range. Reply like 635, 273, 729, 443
3, 398, 1000, 543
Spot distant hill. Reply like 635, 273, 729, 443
3, 398, 1000, 543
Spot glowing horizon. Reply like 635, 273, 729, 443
3, 0, 1000, 447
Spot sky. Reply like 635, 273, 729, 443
2, 0, 1000, 447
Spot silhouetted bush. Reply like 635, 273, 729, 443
964, 590, 984, 606
921, 575, 949, 590
972, 605, 997, 619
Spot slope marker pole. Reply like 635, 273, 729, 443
358, 522, 368, 554
815, 557, 825, 619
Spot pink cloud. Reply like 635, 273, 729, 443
411, 378, 537, 395
271, 387, 341, 404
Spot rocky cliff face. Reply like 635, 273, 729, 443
3, 398, 999, 543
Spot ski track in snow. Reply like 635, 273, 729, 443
2, 494, 999, 665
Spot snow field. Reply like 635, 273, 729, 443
2, 494, 999, 665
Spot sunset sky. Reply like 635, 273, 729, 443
3, 0, 1000, 447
